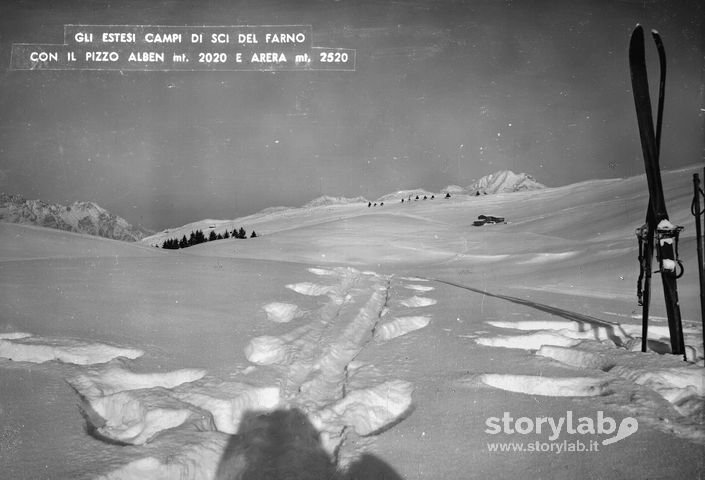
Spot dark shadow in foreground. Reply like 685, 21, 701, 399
215, 408, 404, 480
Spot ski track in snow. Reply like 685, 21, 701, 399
471, 317, 705, 444
245, 268, 428, 460
1, 266, 437, 478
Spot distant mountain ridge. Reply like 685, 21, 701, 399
0, 193, 149, 242
465, 170, 545, 195
303, 195, 369, 208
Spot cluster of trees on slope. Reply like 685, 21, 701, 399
162, 227, 257, 249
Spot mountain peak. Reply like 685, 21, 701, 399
0, 194, 148, 242
466, 170, 545, 195
303, 195, 369, 208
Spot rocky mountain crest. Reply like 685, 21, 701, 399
0, 193, 148, 242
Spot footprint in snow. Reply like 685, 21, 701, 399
375, 316, 431, 342
307, 267, 336, 276
404, 284, 435, 292
263, 302, 303, 323
399, 296, 437, 308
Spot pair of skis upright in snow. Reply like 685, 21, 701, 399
628, 25, 686, 358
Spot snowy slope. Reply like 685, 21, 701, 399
140, 170, 542, 248
1, 165, 703, 480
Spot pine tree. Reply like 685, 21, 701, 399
238, 227, 247, 239
251, 230, 257, 238
179, 235, 188, 248
223, 230, 230, 239
217, 233, 223, 240
209, 230, 217, 241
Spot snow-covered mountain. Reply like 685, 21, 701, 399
466, 170, 545, 195
375, 189, 438, 203
0, 193, 149, 242
302, 195, 369, 208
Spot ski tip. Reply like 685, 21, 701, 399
651, 29, 659, 35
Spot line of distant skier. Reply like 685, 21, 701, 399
368, 192, 452, 207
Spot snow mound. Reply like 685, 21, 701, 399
0, 332, 32, 340
480, 373, 609, 397
79, 387, 214, 445
479, 319, 629, 349
263, 302, 303, 323
68, 365, 211, 445
317, 380, 414, 436
308, 267, 337, 276
476, 331, 582, 350
537, 345, 613, 370
286, 282, 335, 296
404, 284, 435, 292
487, 320, 581, 331
69, 366, 207, 398
244, 335, 290, 365
0, 334, 143, 364
375, 316, 431, 341
399, 296, 437, 308
176, 383, 281, 434
608, 365, 705, 416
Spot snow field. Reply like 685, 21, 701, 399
58, 266, 432, 476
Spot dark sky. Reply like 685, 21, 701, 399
0, 0, 703, 230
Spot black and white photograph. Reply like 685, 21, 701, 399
0, 1, 703, 478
